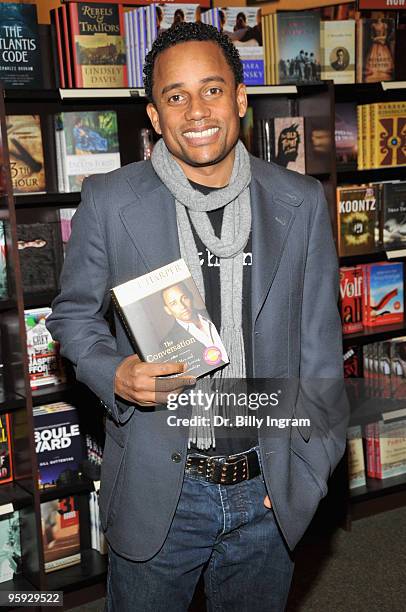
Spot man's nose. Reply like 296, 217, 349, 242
184, 95, 210, 122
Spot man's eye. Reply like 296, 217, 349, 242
168, 94, 184, 104
206, 87, 222, 96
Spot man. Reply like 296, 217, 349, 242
47, 22, 347, 612
331, 48, 348, 71
162, 282, 228, 362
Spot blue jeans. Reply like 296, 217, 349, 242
105, 450, 294, 612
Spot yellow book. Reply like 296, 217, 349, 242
6, 115, 46, 194
369, 101, 406, 169
357, 105, 364, 170
263, 15, 271, 85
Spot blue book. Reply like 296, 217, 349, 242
275, 10, 321, 85
0, 2, 42, 88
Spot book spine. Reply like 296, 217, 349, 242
356, 19, 363, 83
0, 413, 14, 484
124, 11, 133, 87
365, 423, 376, 478
51, 9, 65, 89
272, 14, 278, 85
58, 117, 70, 193
118, 5, 128, 87
90, 492, 97, 550
110, 291, 142, 358
370, 103, 377, 170
54, 115, 65, 194
60, 5, 73, 88
68, 3, 82, 87
357, 105, 363, 170
375, 422, 382, 479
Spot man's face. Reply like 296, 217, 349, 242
337, 50, 344, 62
163, 285, 194, 322
280, 129, 299, 161
147, 40, 247, 169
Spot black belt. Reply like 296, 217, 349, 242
185, 449, 261, 485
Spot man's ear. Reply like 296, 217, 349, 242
147, 103, 162, 135
236, 83, 248, 119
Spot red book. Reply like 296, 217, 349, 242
365, 423, 376, 478
51, 8, 65, 88
59, 5, 74, 88
339, 266, 363, 335
0, 413, 13, 484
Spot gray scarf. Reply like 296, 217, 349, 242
151, 138, 252, 449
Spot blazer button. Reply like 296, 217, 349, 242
171, 452, 182, 463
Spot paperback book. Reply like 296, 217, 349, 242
25, 307, 66, 389
6, 115, 45, 194
111, 259, 229, 378
0, 2, 43, 88
339, 266, 363, 335
320, 19, 355, 84
336, 184, 379, 256
0, 511, 21, 583
382, 181, 406, 250
34, 402, 85, 489
335, 103, 358, 167
363, 262, 404, 328
273, 116, 305, 174
347, 425, 366, 489
0, 412, 13, 484
17, 222, 64, 294
41, 496, 81, 573
356, 18, 396, 83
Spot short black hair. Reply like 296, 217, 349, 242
143, 21, 244, 102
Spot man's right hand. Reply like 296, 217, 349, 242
114, 355, 195, 406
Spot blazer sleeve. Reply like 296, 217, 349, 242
46, 177, 127, 423
295, 180, 349, 476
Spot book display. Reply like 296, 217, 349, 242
0, 0, 405, 607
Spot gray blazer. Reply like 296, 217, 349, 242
46, 155, 348, 560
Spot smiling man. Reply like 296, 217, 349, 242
46, 22, 346, 612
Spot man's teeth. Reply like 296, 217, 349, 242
183, 127, 219, 139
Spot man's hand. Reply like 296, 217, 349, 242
264, 495, 272, 509
115, 355, 195, 406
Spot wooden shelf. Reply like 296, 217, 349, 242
0, 298, 17, 313
39, 478, 95, 503
31, 383, 72, 407
350, 397, 406, 427
343, 322, 406, 346
0, 481, 33, 511
15, 193, 81, 208
45, 549, 107, 593
337, 166, 406, 183
340, 250, 406, 265
350, 472, 406, 502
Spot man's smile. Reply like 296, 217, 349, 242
182, 127, 220, 142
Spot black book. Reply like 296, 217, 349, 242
17, 221, 63, 294
382, 181, 406, 251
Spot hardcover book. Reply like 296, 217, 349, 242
6, 115, 45, 194
25, 307, 66, 389
158, 3, 200, 30
363, 262, 404, 327
339, 266, 363, 335
335, 103, 358, 167
347, 425, 366, 489
56, 110, 120, 193
34, 402, 85, 489
0, 413, 13, 484
273, 116, 305, 174
0, 222, 7, 299
336, 185, 379, 256
0, 2, 43, 88
0, 511, 21, 583
67, 1, 127, 87
320, 19, 355, 84
375, 416, 406, 479
111, 259, 229, 378
17, 222, 64, 294
40, 496, 81, 573
274, 10, 321, 85
356, 18, 396, 83
369, 102, 406, 169
382, 181, 406, 250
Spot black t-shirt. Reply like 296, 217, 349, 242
187, 180, 258, 457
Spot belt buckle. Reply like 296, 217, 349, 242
223, 454, 249, 484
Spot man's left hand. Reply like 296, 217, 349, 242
264, 496, 272, 509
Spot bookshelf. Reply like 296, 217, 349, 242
0, 11, 406, 610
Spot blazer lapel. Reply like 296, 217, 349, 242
250, 170, 301, 325
120, 172, 180, 272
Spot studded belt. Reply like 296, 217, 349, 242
185, 449, 261, 485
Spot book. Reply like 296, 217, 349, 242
343, 346, 363, 378
273, 116, 305, 174
335, 102, 358, 167
40, 496, 81, 573
369, 102, 406, 169
111, 258, 229, 378
25, 307, 66, 389
274, 10, 321, 85
17, 221, 63, 294
375, 415, 406, 479
0, 222, 7, 300
67, 1, 127, 87
34, 402, 85, 489
337, 184, 379, 256
0, 413, 13, 485
382, 181, 406, 250
320, 19, 355, 84
347, 425, 366, 489
356, 18, 396, 83
339, 266, 363, 335
158, 3, 200, 31
59, 208, 77, 253
0, 2, 43, 88
6, 115, 45, 194
363, 262, 404, 327
0, 511, 21, 583
56, 110, 120, 193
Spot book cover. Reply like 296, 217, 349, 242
111, 259, 229, 378
59, 208, 77, 253
273, 116, 305, 174
41, 496, 81, 573
389, 337, 406, 399
0, 222, 7, 299
339, 266, 364, 335
337, 185, 379, 256
0, 2, 43, 89
0, 413, 13, 484
364, 422, 376, 478
343, 346, 363, 378
216, 7, 264, 86
50, 8, 65, 89
6, 115, 45, 194
0, 511, 21, 583
274, 11, 321, 85
370, 102, 406, 169
68, 1, 127, 87
25, 307, 66, 389
347, 425, 366, 489
382, 181, 406, 250
157, 3, 200, 31
58, 110, 120, 193
34, 402, 84, 489
356, 18, 396, 83
376, 417, 406, 479
17, 222, 63, 294
320, 20, 355, 84
364, 262, 404, 327
335, 103, 358, 167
